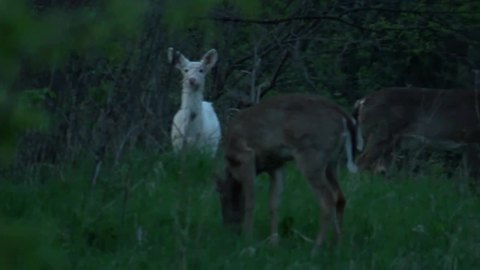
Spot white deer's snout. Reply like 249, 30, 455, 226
188, 77, 198, 88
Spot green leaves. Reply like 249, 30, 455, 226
163, 0, 218, 31
0, 88, 50, 165
0, 0, 147, 165
0, 222, 68, 270
163, 0, 261, 31
0, 0, 147, 84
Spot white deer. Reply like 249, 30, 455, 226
168, 47, 221, 156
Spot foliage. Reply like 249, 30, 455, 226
0, 0, 146, 165
1, 0, 480, 167
2, 1, 480, 267
0, 221, 68, 269
1, 152, 480, 268
0, 88, 49, 164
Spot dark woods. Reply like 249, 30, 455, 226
4, 0, 480, 174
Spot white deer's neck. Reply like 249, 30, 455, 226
180, 85, 204, 112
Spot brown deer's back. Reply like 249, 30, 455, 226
225, 94, 351, 172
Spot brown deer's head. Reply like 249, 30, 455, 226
215, 169, 245, 230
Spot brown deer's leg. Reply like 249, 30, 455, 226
358, 132, 394, 175
463, 145, 480, 182
325, 161, 345, 243
240, 152, 256, 238
268, 168, 284, 245
357, 133, 384, 170
310, 176, 336, 255
295, 150, 336, 255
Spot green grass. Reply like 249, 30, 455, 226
1, 151, 480, 269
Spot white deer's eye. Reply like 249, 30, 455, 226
199, 69, 204, 73
183, 69, 188, 73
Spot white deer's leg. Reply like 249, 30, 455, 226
268, 168, 284, 245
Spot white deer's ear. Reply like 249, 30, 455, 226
167, 47, 174, 63
202, 49, 218, 71
167, 47, 188, 69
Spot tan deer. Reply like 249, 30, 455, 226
354, 87, 480, 177
215, 94, 362, 254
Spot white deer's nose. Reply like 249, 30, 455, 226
188, 78, 199, 89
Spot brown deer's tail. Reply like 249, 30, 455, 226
340, 98, 367, 173
352, 98, 363, 122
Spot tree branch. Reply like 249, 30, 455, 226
260, 50, 290, 98
206, 15, 364, 30
339, 6, 479, 16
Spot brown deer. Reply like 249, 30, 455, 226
215, 94, 362, 254
354, 87, 480, 177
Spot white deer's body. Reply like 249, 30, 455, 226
171, 100, 221, 153
168, 47, 221, 156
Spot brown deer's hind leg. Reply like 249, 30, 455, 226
241, 158, 256, 237
231, 147, 257, 238
357, 133, 384, 170
358, 131, 395, 174
325, 161, 345, 243
463, 145, 480, 182
295, 150, 337, 254
267, 168, 284, 245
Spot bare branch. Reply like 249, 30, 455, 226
260, 50, 290, 98
293, 39, 318, 92
250, 45, 261, 104
206, 14, 364, 30
340, 6, 479, 16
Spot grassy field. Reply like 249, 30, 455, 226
1, 151, 479, 269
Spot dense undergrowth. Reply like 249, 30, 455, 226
1, 151, 479, 269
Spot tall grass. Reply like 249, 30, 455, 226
1, 151, 479, 269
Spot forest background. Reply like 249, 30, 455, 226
1, 0, 480, 269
